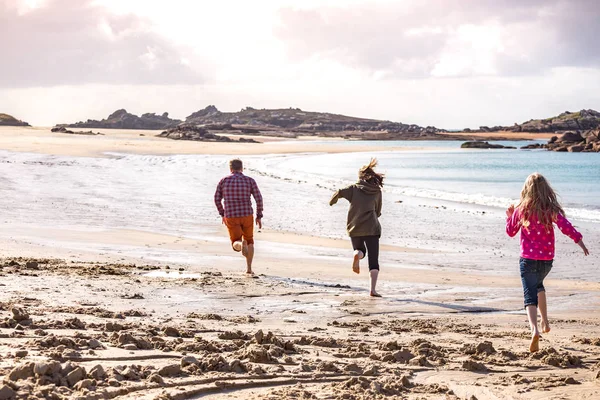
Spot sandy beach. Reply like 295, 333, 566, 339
0, 127, 599, 400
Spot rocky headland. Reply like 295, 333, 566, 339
59, 106, 454, 140
184, 105, 448, 139
521, 128, 600, 152
0, 113, 30, 127
59, 109, 181, 130
469, 109, 600, 133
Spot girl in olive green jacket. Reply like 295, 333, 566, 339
330, 159, 384, 297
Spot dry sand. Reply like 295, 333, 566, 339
0, 127, 598, 399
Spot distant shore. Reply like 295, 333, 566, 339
0, 126, 548, 158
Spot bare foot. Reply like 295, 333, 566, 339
241, 240, 248, 257
245, 270, 254, 276
352, 252, 361, 274
541, 321, 551, 334
232, 241, 243, 252
370, 291, 382, 297
529, 334, 540, 353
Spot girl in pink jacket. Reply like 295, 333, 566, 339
506, 173, 589, 353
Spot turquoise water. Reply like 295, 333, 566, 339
259, 141, 600, 222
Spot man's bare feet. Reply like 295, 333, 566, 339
245, 270, 254, 276
232, 241, 243, 252
370, 291, 382, 297
241, 240, 248, 257
352, 251, 362, 274
529, 334, 540, 353
541, 321, 551, 334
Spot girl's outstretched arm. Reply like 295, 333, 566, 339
555, 214, 583, 242
556, 214, 588, 255
329, 186, 353, 206
505, 205, 521, 237
578, 240, 590, 256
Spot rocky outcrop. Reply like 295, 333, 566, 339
183, 106, 446, 138
476, 109, 600, 133
520, 129, 600, 152
61, 110, 181, 130
51, 127, 103, 136
0, 113, 30, 126
461, 141, 516, 149
158, 125, 258, 143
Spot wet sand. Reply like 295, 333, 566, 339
0, 127, 598, 399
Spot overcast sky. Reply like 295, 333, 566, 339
1, 0, 599, 128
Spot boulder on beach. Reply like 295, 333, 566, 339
461, 141, 516, 149
158, 125, 259, 143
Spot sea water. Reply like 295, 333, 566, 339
255, 140, 600, 223
0, 141, 598, 242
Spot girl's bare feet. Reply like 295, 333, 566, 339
529, 334, 540, 353
352, 251, 362, 274
541, 321, 551, 334
370, 291, 382, 297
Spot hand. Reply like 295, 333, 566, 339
506, 204, 515, 218
578, 240, 589, 256
256, 218, 262, 229
221, 217, 225, 225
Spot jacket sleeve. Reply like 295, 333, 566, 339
329, 186, 353, 206
555, 213, 583, 243
214, 179, 225, 217
376, 191, 382, 217
506, 207, 521, 237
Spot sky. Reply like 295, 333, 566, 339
1, 0, 599, 128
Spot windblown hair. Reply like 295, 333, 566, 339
358, 158, 384, 187
517, 173, 564, 229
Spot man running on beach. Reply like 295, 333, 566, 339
214, 158, 263, 274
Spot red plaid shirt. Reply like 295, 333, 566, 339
214, 172, 263, 219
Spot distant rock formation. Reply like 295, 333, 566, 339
461, 141, 516, 149
158, 125, 259, 143
183, 105, 446, 138
476, 109, 600, 133
521, 128, 600, 152
60, 110, 181, 130
51, 126, 103, 136
0, 113, 30, 126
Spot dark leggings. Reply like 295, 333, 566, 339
351, 235, 380, 271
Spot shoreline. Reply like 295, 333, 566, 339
0, 126, 546, 158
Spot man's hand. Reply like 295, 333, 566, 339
506, 204, 515, 218
221, 217, 225, 225
256, 218, 262, 229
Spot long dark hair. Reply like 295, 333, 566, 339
359, 158, 384, 187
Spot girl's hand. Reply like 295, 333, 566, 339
506, 204, 515, 218
578, 240, 589, 256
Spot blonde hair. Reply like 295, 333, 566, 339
517, 173, 564, 229
359, 158, 384, 187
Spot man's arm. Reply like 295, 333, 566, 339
251, 179, 263, 220
214, 179, 225, 217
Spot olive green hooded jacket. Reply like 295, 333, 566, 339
330, 180, 382, 237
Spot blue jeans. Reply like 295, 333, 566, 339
520, 257, 553, 308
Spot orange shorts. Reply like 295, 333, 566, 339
224, 215, 254, 246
